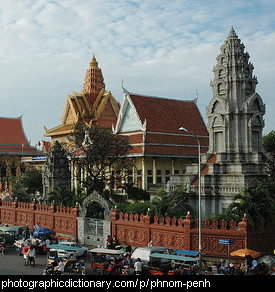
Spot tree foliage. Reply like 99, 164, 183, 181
116, 186, 195, 219
68, 123, 133, 195
11, 167, 42, 202
46, 186, 75, 207
207, 180, 275, 231
263, 130, 275, 154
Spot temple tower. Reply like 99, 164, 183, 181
207, 27, 265, 158
183, 28, 267, 217
83, 54, 106, 106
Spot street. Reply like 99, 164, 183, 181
0, 246, 95, 275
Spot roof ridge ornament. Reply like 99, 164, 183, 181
121, 79, 129, 96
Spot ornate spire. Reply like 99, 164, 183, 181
83, 54, 105, 106
227, 26, 238, 39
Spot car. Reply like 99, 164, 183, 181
0, 227, 17, 245
131, 246, 172, 270
58, 242, 88, 257
48, 243, 88, 258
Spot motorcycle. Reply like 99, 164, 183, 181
24, 256, 35, 267
72, 260, 87, 275
42, 264, 63, 275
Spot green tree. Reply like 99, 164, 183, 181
263, 130, 275, 154
11, 177, 31, 202
21, 167, 43, 195
226, 181, 275, 230
11, 168, 42, 202
68, 123, 133, 195
47, 186, 74, 207
150, 186, 195, 218
263, 130, 275, 180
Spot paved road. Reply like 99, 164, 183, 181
0, 246, 94, 275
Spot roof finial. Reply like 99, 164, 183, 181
90, 54, 98, 66
193, 90, 198, 103
121, 78, 129, 96
228, 26, 238, 39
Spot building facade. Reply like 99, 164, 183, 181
114, 87, 209, 193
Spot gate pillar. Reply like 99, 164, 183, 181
77, 216, 85, 245
103, 220, 111, 246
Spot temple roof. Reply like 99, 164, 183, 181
0, 117, 43, 156
115, 92, 209, 157
44, 55, 120, 138
130, 93, 208, 136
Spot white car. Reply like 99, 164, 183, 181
49, 242, 88, 258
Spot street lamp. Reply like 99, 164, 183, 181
179, 127, 201, 265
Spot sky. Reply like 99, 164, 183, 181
0, 0, 274, 148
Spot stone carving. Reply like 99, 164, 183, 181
79, 191, 111, 220
42, 141, 71, 200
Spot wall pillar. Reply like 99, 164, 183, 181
76, 216, 85, 244
183, 212, 192, 250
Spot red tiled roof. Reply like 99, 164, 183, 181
126, 94, 209, 157
130, 94, 208, 136
0, 117, 43, 156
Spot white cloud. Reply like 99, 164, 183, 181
0, 0, 274, 145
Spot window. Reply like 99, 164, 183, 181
147, 170, 152, 176
147, 177, 153, 184
157, 170, 161, 175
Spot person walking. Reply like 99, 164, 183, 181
134, 258, 143, 275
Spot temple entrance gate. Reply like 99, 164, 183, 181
77, 191, 111, 246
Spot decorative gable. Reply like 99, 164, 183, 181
120, 103, 142, 133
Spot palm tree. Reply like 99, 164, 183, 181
226, 181, 275, 230
47, 186, 74, 207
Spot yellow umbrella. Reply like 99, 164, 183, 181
230, 248, 260, 259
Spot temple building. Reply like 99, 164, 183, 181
114, 87, 209, 193
44, 55, 120, 191
44, 55, 120, 146
182, 27, 267, 217
0, 116, 43, 199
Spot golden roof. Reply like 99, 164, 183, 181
44, 55, 120, 138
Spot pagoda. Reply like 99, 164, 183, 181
44, 55, 120, 146
183, 27, 267, 217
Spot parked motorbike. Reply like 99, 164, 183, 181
72, 260, 87, 275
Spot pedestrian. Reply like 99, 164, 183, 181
27, 245, 36, 266
34, 222, 40, 230
55, 258, 65, 274
148, 240, 153, 247
134, 258, 143, 275
24, 225, 30, 240
112, 235, 117, 249
106, 235, 112, 249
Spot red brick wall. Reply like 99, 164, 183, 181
111, 209, 274, 257
0, 199, 79, 238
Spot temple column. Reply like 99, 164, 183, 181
142, 157, 146, 190
153, 157, 157, 184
